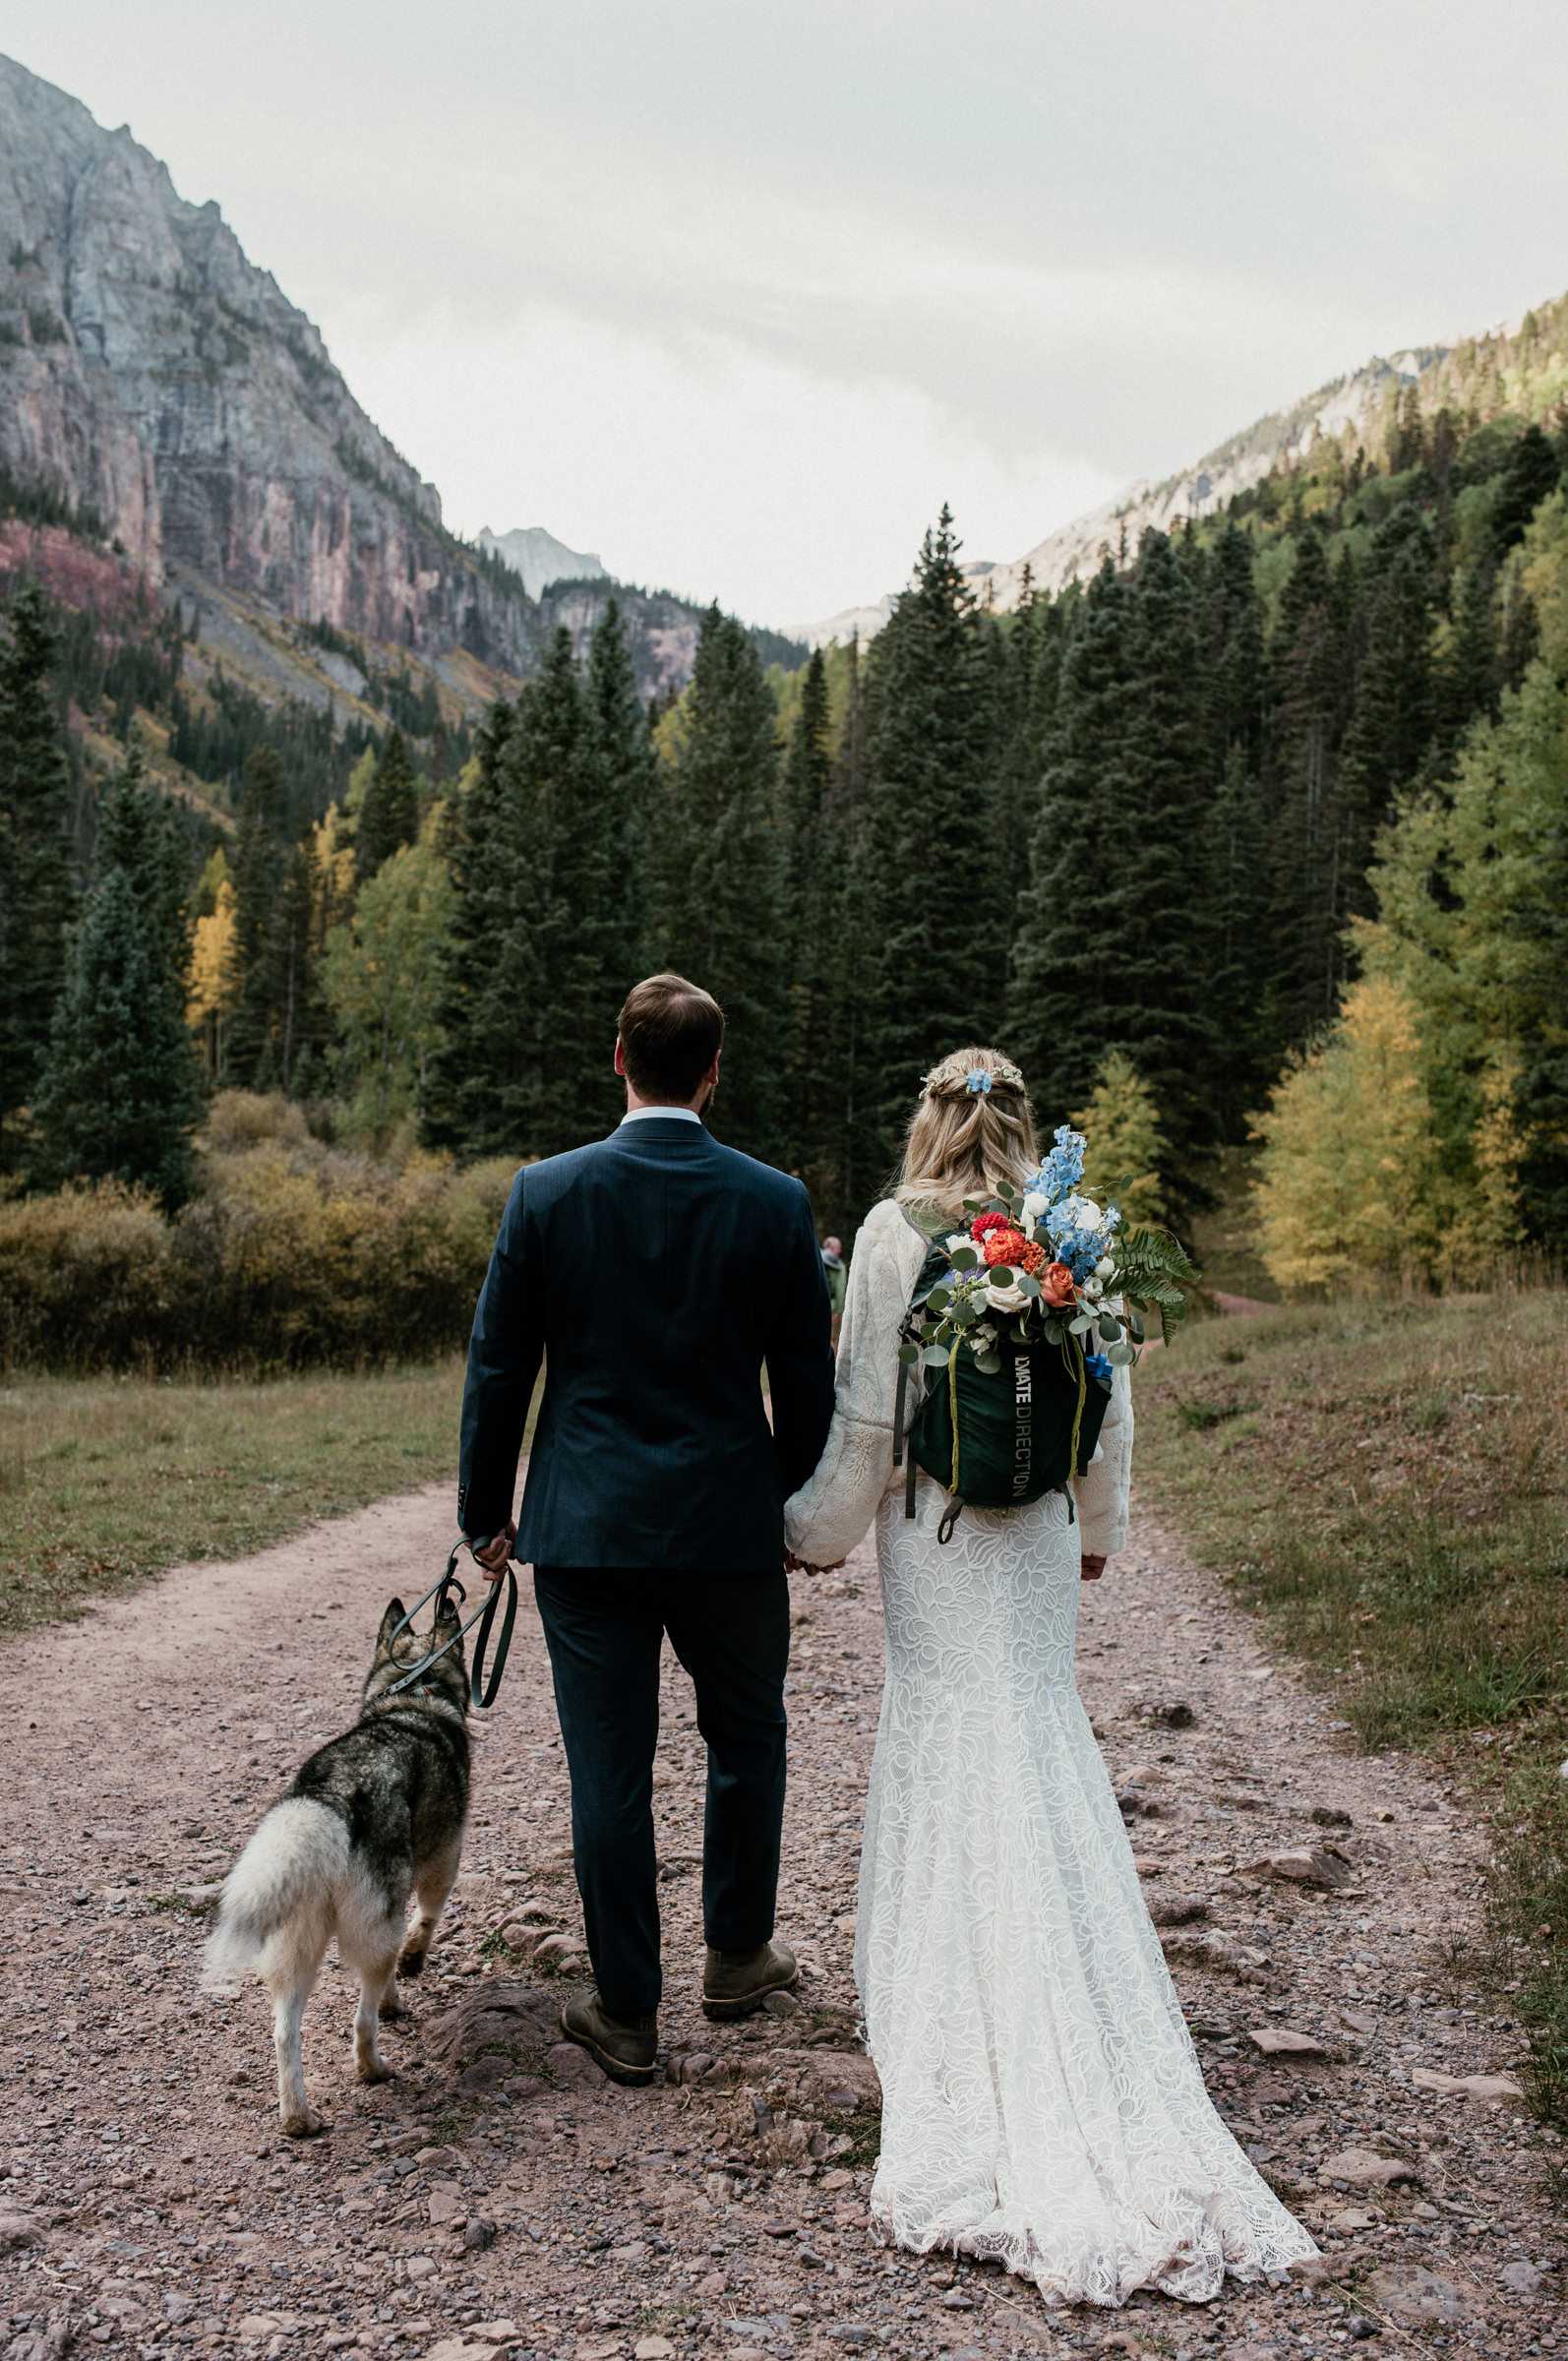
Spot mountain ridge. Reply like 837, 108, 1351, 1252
478, 524, 608, 599
794, 343, 1463, 646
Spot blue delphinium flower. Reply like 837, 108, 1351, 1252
965, 1068, 993, 1097
1030, 1123, 1086, 1209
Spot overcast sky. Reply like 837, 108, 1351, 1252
10, 2, 1568, 625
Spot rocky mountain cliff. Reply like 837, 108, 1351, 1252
479, 524, 607, 599
798, 345, 1455, 647
0, 55, 538, 677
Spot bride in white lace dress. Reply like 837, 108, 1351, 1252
784, 1048, 1317, 2310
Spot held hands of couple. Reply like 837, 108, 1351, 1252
785, 1548, 844, 1576
1081, 1552, 1108, 1583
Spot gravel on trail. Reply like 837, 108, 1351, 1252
1, 1483, 1562, 2361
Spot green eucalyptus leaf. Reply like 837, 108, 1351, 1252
949, 1244, 980, 1272
927, 1284, 951, 1312
1107, 1340, 1136, 1365
1098, 1311, 1122, 1341
897, 1341, 918, 1365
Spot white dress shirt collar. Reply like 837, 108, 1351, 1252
620, 1104, 702, 1125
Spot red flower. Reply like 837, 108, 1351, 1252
1016, 1240, 1048, 1279
970, 1211, 1010, 1243
982, 1227, 1028, 1268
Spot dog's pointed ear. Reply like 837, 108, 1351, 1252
378, 1599, 406, 1653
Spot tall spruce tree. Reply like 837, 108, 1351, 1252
654, 606, 786, 1159
584, 599, 652, 997
507, 627, 622, 1152
1010, 558, 1137, 1119
858, 508, 995, 1179
225, 747, 290, 1087
1267, 524, 1355, 1037
1338, 512, 1438, 917
33, 757, 203, 1205
1109, 529, 1226, 1167
0, 581, 74, 1143
422, 698, 527, 1156
781, 647, 834, 1174
355, 727, 420, 881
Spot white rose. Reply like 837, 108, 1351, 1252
1068, 1195, 1103, 1230
944, 1232, 971, 1255
1022, 1191, 1047, 1221
1095, 1255, 1115, 1281
985, 1277, 1029, 1314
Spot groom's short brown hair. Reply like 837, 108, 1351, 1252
618, 973, 725, 1102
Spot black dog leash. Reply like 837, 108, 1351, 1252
384, 1538, 519, 1709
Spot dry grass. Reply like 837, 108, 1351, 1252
0, 1362, 465, 1639
1136, 1287, 1568, 2122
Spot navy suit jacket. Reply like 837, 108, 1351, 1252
457, 1118, 835, 1573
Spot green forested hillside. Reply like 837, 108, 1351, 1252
3, 286, 1567, 1273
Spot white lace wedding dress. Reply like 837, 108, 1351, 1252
784, 1197, 1317, 2309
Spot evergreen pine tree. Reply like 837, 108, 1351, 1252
779, 650, 834, 1168
584, 598, 652, 996
0, 581, 75, 1141
1490, 423, 1562, 558
858, 507, 995, 1178
1010, 559, 1137, 1116
503, 627, 620, 1152
1267, 524, 1355, 1037
355, 727, 420, 880
655, 606, 786, 1159
1109, 529, 1226, 1167
422, 698, 528, 1156
1436, 558, 1501, 758
33, 761, 203, 1206
1338, 513, 1438, 914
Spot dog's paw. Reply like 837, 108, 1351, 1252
279, 2105, 327, 2139
356, 2057, 395, 2087
395, 1945, 427, 1979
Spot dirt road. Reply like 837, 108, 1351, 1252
0, 1484, 1560, 2360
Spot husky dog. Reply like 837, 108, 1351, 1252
203, 1593, 470, 2137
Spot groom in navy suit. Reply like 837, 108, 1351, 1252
457, 973, 835, 2083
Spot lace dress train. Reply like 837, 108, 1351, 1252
785, 1197, 1317, 2308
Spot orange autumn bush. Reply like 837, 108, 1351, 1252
0, 1100, 518, 1372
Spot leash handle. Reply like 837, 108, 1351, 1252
384, 1539, 520, 1709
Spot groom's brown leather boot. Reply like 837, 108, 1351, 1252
702, 1939, 798, 2021
560, 1988, 658, 2087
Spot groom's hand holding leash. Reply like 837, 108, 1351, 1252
474, 1522, 517, 1578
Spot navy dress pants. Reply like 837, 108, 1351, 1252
532, 1565, 791, 2019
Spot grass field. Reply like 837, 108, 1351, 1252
1136, 1288, 1568, 2124
0, 1362, 465, 1639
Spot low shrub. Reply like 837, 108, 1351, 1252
0, 1135, 517, 1373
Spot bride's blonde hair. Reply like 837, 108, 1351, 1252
895, 1047, 1040, 1218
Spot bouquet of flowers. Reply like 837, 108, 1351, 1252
900, 1122, 1197, 1392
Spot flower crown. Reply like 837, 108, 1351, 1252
922, 1050, 1026, 1101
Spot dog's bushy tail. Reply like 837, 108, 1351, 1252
201, 1798, 349, 1992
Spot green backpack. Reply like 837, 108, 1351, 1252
892, 1228, 1114, 1544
